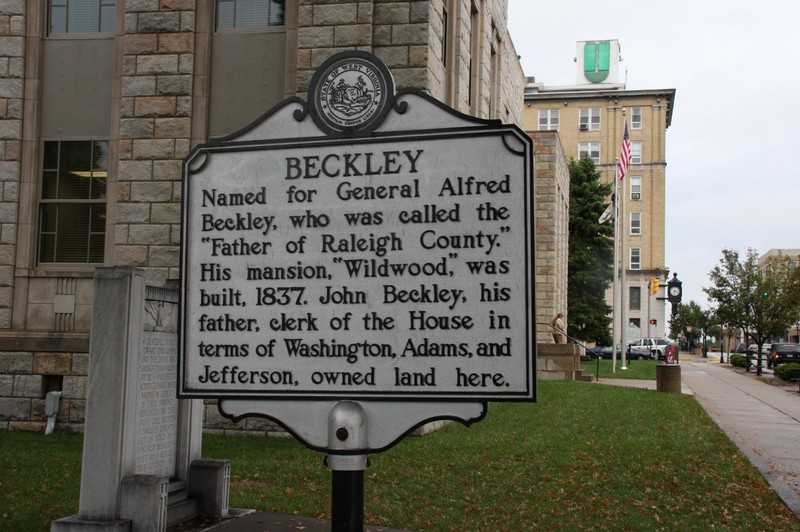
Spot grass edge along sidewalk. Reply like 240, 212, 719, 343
3, 381, 799, 531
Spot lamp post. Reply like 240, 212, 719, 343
686, 324, 693, 354
720, 324, 727, 363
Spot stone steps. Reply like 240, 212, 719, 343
167, 480, 199, 527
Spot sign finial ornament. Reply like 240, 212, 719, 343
308, 51, 395, 136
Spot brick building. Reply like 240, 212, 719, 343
523, 40, 675, 343
0, 0, 537, 432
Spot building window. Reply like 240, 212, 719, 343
630, 212, 642, 235
39, 141, 107, 264
630, 176, 642, 199
42, 375, 64, 396
631, 141, 642, 164
630, 247, 641, 270
631, 107, 642, 129
468, 1, 482, 112
489, 26, 500, 118
538, 109, 559, 131
629, 286, 641, 311
579, 108, 600, 131
441, 6, 448, 68
578, 142, 600, 164
48, 0, 116, 34
216, 0, 285, 30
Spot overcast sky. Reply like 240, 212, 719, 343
507, 0, 800, 312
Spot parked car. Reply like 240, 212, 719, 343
768, 343, 800, 368
746, 343, 772, 370
628, 337, 675, 360
732, 342, 748, 354
586, 345, 622, 360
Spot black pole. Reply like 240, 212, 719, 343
596, 353, 600, 381
331, 469, 364, 532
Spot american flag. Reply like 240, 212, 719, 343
617, 121, 631, 180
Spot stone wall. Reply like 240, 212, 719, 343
537, 343, 582, 381
530, 131, 569, 343
114, 1, 197, 288
0, 350, 86, 432
0, 0, 531, 435
0, 1, 24, 329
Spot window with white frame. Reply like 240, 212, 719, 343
48, 0, 116, 34
630, 247, 641, 270
631, 107, 642, 129
631, 141, 642, 164
538, 109, 559, 131
630, 176, 642, 200
630, 212, 642, 235
629, 286, 641, 310
216, 0, 285, 30
579, 108, 601, 130
578, 142, 600, 164
39, 141, 107, 264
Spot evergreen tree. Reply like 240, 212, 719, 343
567, 157, 615, 344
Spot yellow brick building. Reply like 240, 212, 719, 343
523, 40, 675, 342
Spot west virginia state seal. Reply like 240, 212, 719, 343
308, 51, 395, 136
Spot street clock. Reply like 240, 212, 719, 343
667, 273, 682, 303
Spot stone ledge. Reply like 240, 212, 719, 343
0, 331, 89, 352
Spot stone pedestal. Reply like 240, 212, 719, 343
52, 268, 223, 531
656, 364, 682, 393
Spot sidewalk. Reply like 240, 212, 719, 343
598, 355, 800, 519
680, 356, 800, 518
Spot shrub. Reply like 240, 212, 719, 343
773, 362, 800, 382
729, 354, 748, 368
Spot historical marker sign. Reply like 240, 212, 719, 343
179, 52, 535, 404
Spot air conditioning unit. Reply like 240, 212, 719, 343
579, 123, 589, 131
631, 193, 641, 200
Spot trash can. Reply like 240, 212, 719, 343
656, 364, 681, 393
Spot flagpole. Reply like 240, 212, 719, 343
612, 167, 619, 374
620, 159, 628, 370
617, 107, 641, 369
620, 109, 628, 370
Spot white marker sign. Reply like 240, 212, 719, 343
179, 52, 535, 403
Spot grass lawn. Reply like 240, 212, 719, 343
581, 358, 659, 380
3, 381, 799, 531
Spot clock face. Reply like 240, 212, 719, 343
669, 286, 681, 296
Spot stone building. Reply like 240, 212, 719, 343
0, 0, 532, 432
529, 130, 569, 342
524, 40, 675, 344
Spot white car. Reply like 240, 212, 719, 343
628, 337, 674, 360
746, 344, 772, 369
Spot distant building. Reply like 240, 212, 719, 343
758, 249, 800, 343
523, 40, 676, 342
757, 249, 800, 274
0, 0, 527, 432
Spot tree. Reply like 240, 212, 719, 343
704, 248, 800, 375
567, 156, 615, 344
669, 301, 707, 351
